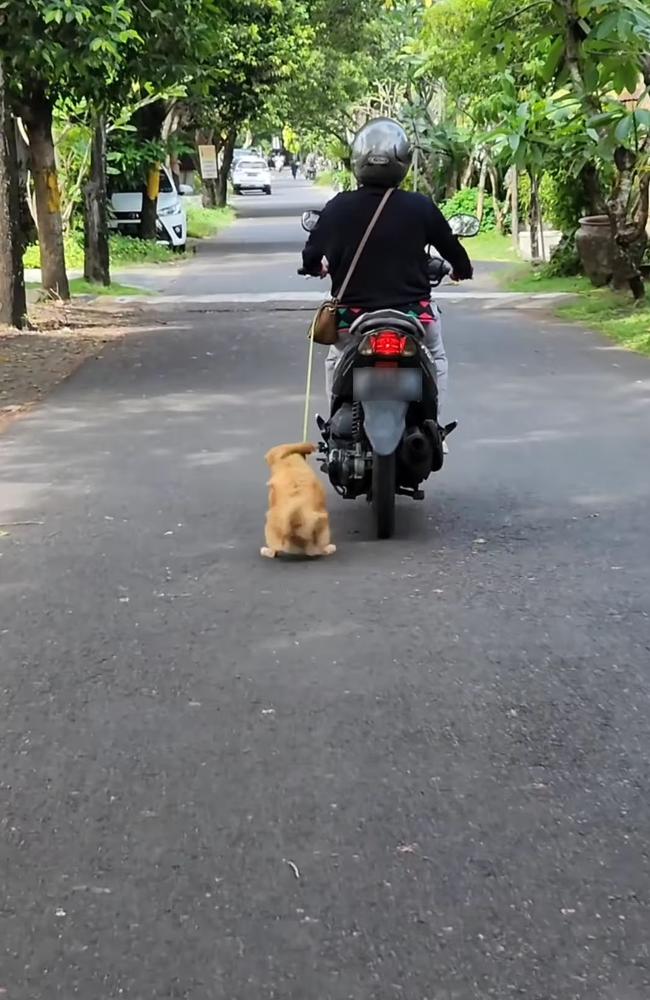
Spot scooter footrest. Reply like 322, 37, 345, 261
396, 487, 425, 500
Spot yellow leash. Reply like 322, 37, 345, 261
302, 322, 317, 443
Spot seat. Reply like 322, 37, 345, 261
349, 309, 426, 339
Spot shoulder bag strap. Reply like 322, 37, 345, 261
334, 187, 394, 301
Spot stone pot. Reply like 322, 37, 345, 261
575, 215, 614, 287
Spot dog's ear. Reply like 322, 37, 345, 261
266, 442, 316, 465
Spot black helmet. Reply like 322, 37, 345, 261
350, 117, 412, 187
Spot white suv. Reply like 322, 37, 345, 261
232, 157, 272, 196
108, 165, 190, 249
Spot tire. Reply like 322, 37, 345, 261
264, 186, 272, 195
371, 452, 396, 539
233, 185, 242, 195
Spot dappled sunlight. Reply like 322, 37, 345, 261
570, 491, 650, 508
185, 447, 252, 467
471, 427, 579, 447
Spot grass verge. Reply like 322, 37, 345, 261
504, 264, 650, 356
26, 278, 152, 298
470, 231, 521, 263
557, 291, 650, 355
69, 278, 151, 297
502, 267, 592, 294
186, 204, 235, 239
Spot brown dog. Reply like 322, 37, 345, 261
261, 443, 336, 558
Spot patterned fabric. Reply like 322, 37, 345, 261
336, 300, 435, 331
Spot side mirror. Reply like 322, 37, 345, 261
448, 213, 480, 237
301, 210, 321, 232
178, 184, 193, 196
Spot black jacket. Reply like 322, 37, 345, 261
302, 186, 473, 309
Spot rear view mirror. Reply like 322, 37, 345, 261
448, 213, 480, 237
301, 210, 321, 232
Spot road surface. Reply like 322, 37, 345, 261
2, 175, 650, 999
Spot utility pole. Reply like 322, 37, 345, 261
0, 62, 27, 328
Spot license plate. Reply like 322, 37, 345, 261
353, 367, 422, 402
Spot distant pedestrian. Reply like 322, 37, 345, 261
291, 161, 298, 179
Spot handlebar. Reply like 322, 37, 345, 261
298, 258, 455, 285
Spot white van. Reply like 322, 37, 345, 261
108, 165, 191, 250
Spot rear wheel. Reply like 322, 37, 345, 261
371, 452, 396, 539
233, 185, 242, 195
264, 186, 272, 195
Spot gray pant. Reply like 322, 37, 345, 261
325, 302, 448, 420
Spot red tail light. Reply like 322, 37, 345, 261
369, 331, 408, 356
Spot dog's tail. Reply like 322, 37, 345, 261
265, 442, 316, 466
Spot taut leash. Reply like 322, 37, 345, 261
302, 314, 317, 442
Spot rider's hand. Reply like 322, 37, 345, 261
320, 258, 329, 279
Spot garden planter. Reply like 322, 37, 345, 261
575, 215, 614, 286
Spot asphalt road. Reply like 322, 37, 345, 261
2, 176, 650, 999
116, 174, 509, 297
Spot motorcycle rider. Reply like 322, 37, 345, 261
301, 118, 473, 435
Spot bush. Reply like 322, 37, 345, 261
518, 171, 586, 234
440, 187, 497, 231
23, 231, 175, 270
314, 168, 353, 191
108, 235, 175, 263
539, 234, 582, 278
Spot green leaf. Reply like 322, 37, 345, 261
614, 115, 634, 143
541, 36, 564, 83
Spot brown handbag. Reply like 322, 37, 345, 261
308, 188, 394, 346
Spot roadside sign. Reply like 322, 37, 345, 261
198, 145, 218, 179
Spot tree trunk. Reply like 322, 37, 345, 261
580, 163, 605, 216
476, 156, 488, 223
510, 168, 519, 249
529, 172, 541, 263
132, 100, 167, 242
444, 169, 458, 200
140, 164, 160, 240
608, 147, 646, 299
14, 120, 36, 249
0, 65, 26, 328
461, 154, 474, 189
202, 178, 218, 208
23, 88, 69, 299
83, 115, 110, 286
216, 129, 236, 208
489, 162, 507, 234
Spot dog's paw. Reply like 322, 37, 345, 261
324, 543, 337, 555
260, 546, 277, 559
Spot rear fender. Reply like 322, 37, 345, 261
362, 400, 407, 456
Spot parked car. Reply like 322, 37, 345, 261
232, 157, 272, 195
108, 165, 191, 250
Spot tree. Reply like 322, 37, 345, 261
187, 0, 314, 207
0, 0, 139, 297
0, 63, 26, 327
474, 0, 650, 294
